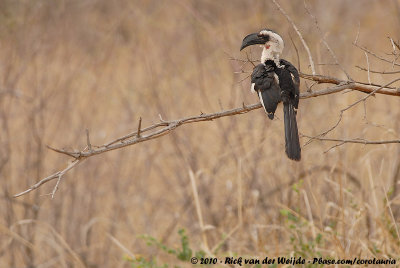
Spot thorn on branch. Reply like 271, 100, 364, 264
388, 36, 397, 52
136, 117, 142, 138
86, 129, 92, 152
47, 145, 80, 159
159, 114, 166, 122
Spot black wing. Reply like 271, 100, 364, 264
280, 59, 300, 109
276, 59, 301, 161
251, 63, 281, 119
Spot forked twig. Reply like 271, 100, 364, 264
14, 160, 81, 198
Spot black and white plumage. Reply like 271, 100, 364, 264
241, 29, 301, 161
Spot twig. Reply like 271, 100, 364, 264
364, 52, 371, 85
86, 129, 92, 152
270, 0, 316, 75
302, 134, 400, 153
355, 65, 400, 74
304, 77, 400, 144
289, 32, 301, 72
354, 22, 360, 45
14, 160, 81, 198
393, 39, 400, 51
353, 43, 400, 67
246, 51, 256, 67
302, 135, 400, 145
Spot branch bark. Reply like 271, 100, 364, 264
300, 73, 400, 96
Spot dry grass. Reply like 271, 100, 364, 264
0, 0, 399, 267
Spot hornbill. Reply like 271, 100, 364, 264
240, 29, 301, 161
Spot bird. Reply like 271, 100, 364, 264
240, 29, 301, 161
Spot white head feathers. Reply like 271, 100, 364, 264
259, 30, 284, 67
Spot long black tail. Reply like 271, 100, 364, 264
283, 102, 301, 161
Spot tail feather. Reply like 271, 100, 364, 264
283, 102, 301, 161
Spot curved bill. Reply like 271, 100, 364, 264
240, 33, 269, 51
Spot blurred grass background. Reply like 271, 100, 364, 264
0, 0, 400, 267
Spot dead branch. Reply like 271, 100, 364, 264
302, 134, 400, 146
303, 77, 400, 147
353, 43, 400, 67
356, 66, 400, 74
305, 135, 400, 153
14, 160, 80, 198
300, 73, 400, 96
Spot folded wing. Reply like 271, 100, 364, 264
251, 63, 281, 119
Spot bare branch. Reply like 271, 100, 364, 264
289, 33, 301, 72
304, 77, 400, 145
300, 81, 353, 98
300, 73, 400, 96
270, 0, 316, 75
14, 160, 81, 198
353, 43, 400, 67
302, 135, 400, 145
356, 66, 400, 74
302, 134, 400, 153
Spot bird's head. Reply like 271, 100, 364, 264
240, 29, 284, 56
